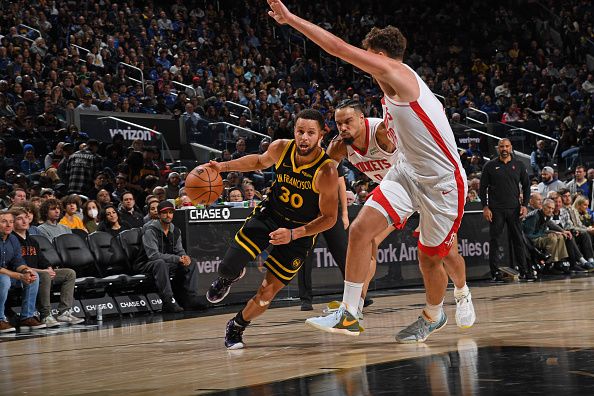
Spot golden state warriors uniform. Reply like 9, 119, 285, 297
232, 140, 333, 284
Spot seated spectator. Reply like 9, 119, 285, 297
20, 144, 42, 175
11, 208, 83, 327
467, 189, 481, 203
144, 198, 160, 222
566, 166, 592, 202
164, 172, 181, 200
97, 204, 130, 237
551, 194, 588, 273
574, 196, 594, 240
152, 186, 167, 202
118, 191, 144, 228
96, 189, 112, 207
227, 187, 244, 202
537, 166, 565, 196
82, 200, 101, 233
8, 188, 27, 209
38, 199, 72, 241
530, 140, 551, 176
59, 194, 86, 232
0, 211, 45, 332
133, 201, 200, 313
558, 189, 594, 270
528, 192, 543, 211
22, 201, 42, 234
523, 198, 570, 268
242, 183, 261, 202
346, 190, 356, 206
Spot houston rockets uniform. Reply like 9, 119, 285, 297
367, 65, 468, 257
344, 117, 398, 182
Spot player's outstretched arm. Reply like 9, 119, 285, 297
326, 138, 347, 163
267, 0, 407, 89
206, 139, 290, 174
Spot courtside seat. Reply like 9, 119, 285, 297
88, 231, 144, 291
54, 234, 99, 278
117, 228, 151, 289
33, 234, 95, 294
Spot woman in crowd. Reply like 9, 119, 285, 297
143, 198, 160, 222
82, 200, 101, 233
97, 204, 130, 237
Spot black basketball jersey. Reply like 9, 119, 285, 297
266, 140, 333, 225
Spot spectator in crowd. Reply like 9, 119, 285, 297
550, 193, 587, 273
97, 204, 130, 237
152, 186, 167, 202
574, 196, 594, 240
65, 140, 103, 195
144, 198, 160, 223
346, 190, 356, 206
96, 189, 112, 207
528, 192, 543, 212
59, 194, 86, 232
134, 201, 200, 313
566, 166, 593, 206
118, 191, 144, 228
0, 211, 45, 332
8, 188, 27, 209
11, 207, 83, 327
227, 187, 244, 203
82, 200, 100, 233
37, 199, 72, 241
20, 144, 42, 175
480, 138, 533, 280
164, 172, 181, 200
530, 140, 552, 176
537, 166, 565, 196
523, 198, 570, 269
87, 172, 110, 204
558, 188, 594, 270
22, 201, 42, 234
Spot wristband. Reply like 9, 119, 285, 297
290, 229, 293, 241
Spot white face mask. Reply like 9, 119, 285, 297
88, 208, 98, 218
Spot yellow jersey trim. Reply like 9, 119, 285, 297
234, 234, 256, 259
238, 229, 261, 255
263, 261, 292, 280
290, 145, 326, 173
275, 140, 293, 170
268, 254, 300, 274
311, 158, 334, 194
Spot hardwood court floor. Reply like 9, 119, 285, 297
1, 277, 593, 395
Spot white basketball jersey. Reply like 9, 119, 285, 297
345, 117, 397, 182
381, 65, 465, 185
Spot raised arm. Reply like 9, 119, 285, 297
267, 0, 414, 97
206, 139, 289, 174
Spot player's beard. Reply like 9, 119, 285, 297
296, 144, 317, 156
342, 136, 355, 145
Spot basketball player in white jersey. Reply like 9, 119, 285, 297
325, 99, 475, 325
268, 0, 476, 342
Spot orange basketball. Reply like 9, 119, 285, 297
184, 166, 224, 205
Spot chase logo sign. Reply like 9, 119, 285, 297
188, 208, 233, 223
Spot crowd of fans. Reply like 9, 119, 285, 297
0, 0, 594, 330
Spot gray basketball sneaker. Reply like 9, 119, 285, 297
395, 312, 448, 343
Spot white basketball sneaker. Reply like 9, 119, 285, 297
455, 290, 476, 328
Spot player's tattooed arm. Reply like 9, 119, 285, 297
208, 140, 290, 173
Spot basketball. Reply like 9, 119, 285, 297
184, 166, 224, 205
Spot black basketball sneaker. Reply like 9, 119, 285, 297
225, 319, 246, 349
206, 268, 246, 303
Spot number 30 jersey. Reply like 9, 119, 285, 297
267, 140, 333, 225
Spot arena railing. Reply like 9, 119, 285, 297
171, 80, 196, 98
17, 24, 40, 42
117, 62, 145, 94
71, 44, 90, 63
466, 107, 489, 124
224, 101, 253, 124
208, 122, 269, 140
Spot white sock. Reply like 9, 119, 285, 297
454, 284, 469, 299
579, 257, 588, 265
423, 300, 444, 322
342, 281, 363, 318
358, 297, 365, 314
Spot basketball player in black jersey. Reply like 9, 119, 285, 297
204, 109, 339, 349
